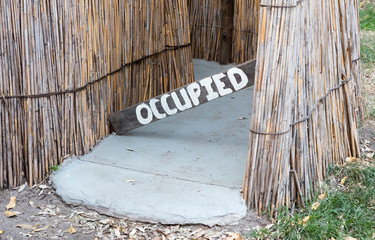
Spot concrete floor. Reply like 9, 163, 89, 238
52, 59, 254, 226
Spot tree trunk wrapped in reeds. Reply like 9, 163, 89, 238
188, 0, 259, 64
0, 0, 193, 189
243, 0, 362, 215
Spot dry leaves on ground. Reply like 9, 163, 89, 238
311, 202, 320, 210
340, 176, 348, 185
345, 236, 357, 240
4, 210, 20, 218
66, 225, 77, 234
6, 196, 16, 210
318, 193, 326, 200
345, 157, 361, 164
298, 216, 310, 227
1, 185, 254, 239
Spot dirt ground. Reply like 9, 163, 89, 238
0, 181, 270, 240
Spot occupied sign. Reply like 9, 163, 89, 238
109, 59, 256, 134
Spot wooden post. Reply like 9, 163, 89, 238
219, 0, 235, 64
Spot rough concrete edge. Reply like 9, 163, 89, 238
50, 154, 248, 227
51, 188, 247, 227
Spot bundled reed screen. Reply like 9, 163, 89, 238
0, 0, 193, 188
188, 0, 259, 63
243, 0, 362, 215
232, 0, 260, 63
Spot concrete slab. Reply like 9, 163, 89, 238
52, 59, 254, 226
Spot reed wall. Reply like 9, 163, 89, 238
243, 0, 362, 215
0, 0, 193, 188
188, 0, 259, 63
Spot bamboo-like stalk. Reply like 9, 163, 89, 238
243, 0, 361, 215
0, 0, 193, 189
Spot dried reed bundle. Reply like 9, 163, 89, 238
188, 0, 223, 62
244, 0, 361, 215
232, 0, 260, 63
0, 0, 193, 188
188, 0, 259, 63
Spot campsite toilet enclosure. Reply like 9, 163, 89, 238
0, 0, 361, 215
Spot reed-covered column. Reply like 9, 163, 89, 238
243, 0, 303, 214
243, 0, 361, 215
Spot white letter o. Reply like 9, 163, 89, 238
136, 103, 153, 125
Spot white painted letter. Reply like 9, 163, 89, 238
227, 68, 248, 91
161, 94, 178, 115
199, 77, 219, 101
149, 99, 166, 119
171, 89, 192, 111
212, 73, 233, 96
187, 82, 201, 106
136, 103, 153, 125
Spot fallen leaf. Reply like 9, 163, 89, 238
18, 183, 27, 193
17, 224, 35, 230
130, 229, 137, 236
303, 216, 310, 226
39, 184, 50, 189
99, 219, 111, 225
36, 208, 56, 217
192, 229, 206, 238
19, 232, 33, 237
365, 152, 374, 159
6, 196, 16, 210
337, 161, 346, 167
114, 228, 121, 237
265, 224, 274, 229
34, 225, 51, 232
299, 216, 310, 226
318, 193, 326, 200
340, 176, 348, 185
311, 202, 320, 210
225, 233, 242, 240
5, 210, 20, 218
345, 237, 357, 240
345, 157, 360, 164
66, 225, 77, 234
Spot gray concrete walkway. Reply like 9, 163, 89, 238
52, 60, 254, 226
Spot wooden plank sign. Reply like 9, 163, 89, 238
110, 60, 256, 134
